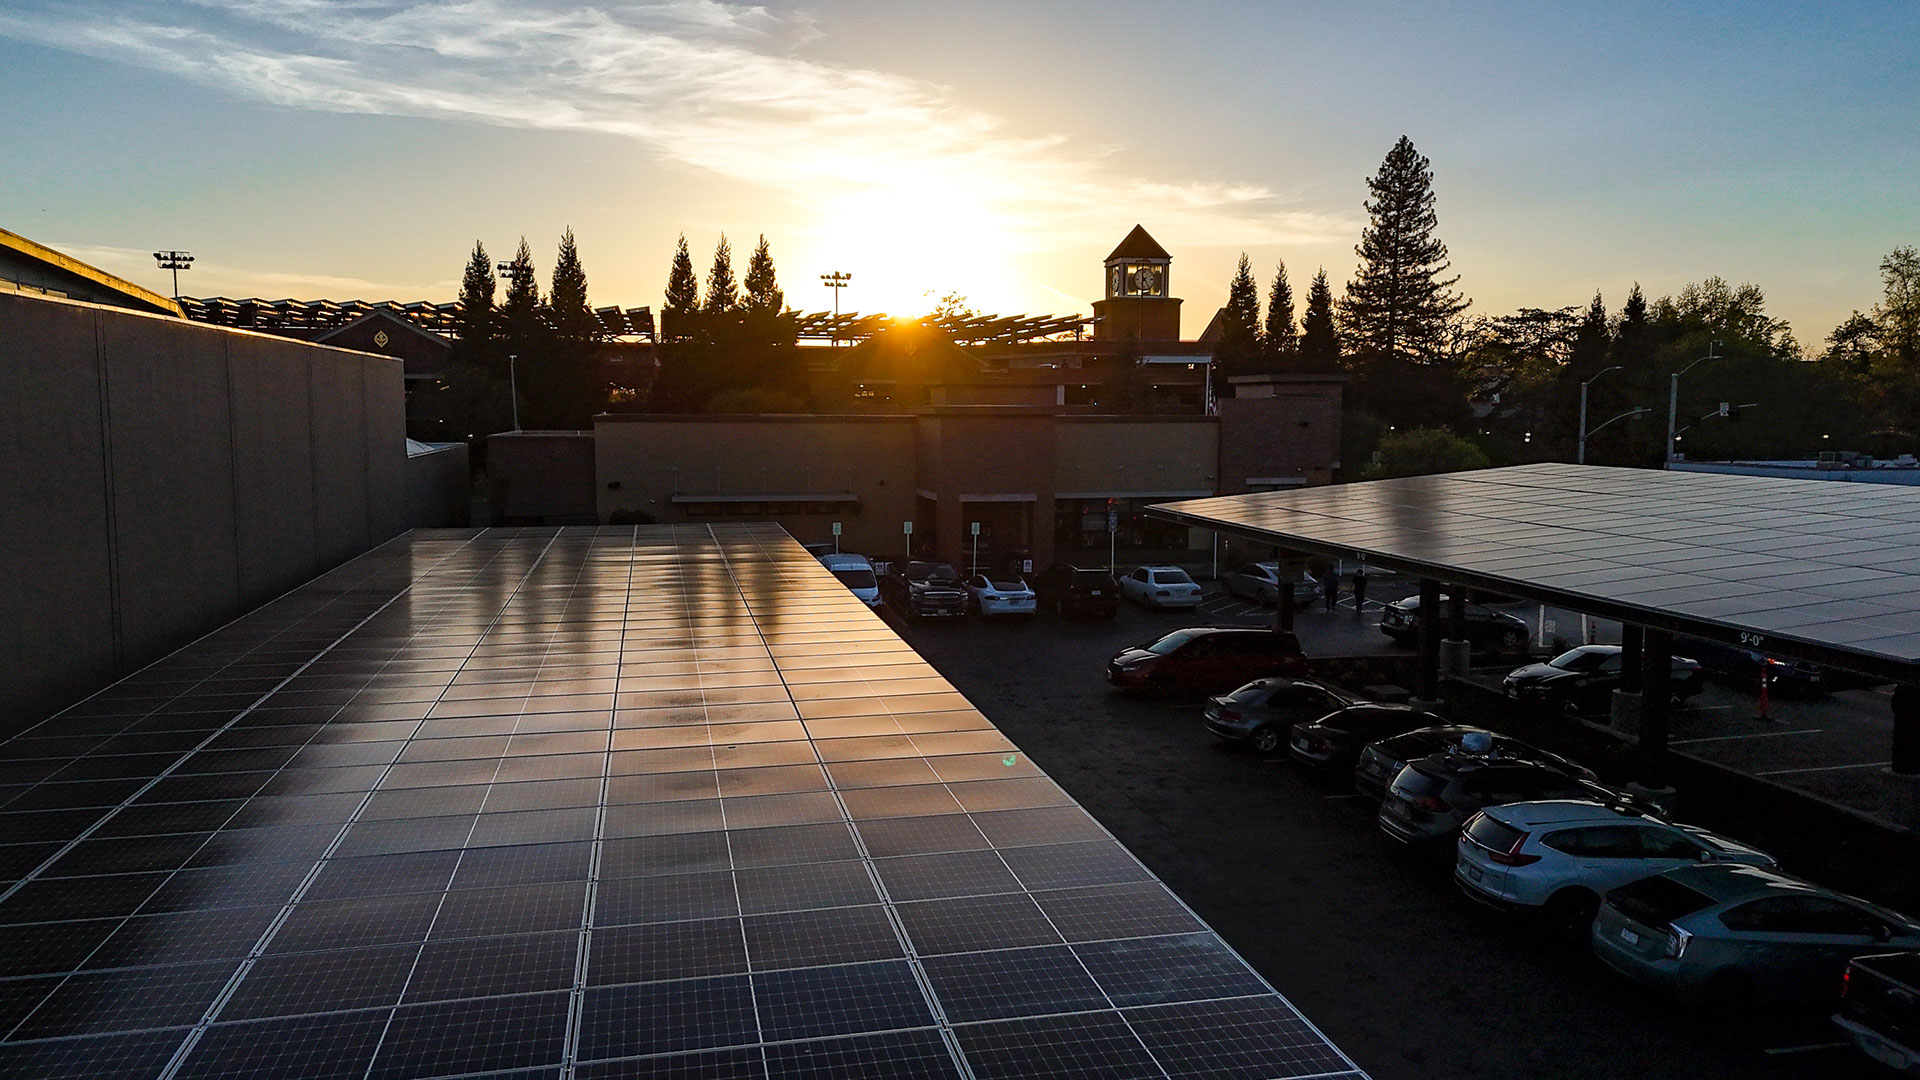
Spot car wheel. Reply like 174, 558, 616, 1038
1699, 969, 1756, 1012
1249, 726, 1283, 755
1500, 629, 1525, 653
1543, 889, 1599, 941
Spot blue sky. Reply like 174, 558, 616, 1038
2, 1, 1914, 342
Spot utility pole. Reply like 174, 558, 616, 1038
1577, 365, 1623, 465
820, 271, 851, 346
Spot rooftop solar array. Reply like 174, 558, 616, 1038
0, 524, 1364, 1080
1156, 463, 1920, 680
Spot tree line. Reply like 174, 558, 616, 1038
1211, 135, 1920, 474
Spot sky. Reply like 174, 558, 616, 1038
2, 1, 1916, 342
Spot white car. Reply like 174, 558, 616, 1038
1119, 565, 1202, 609
964, 574, 1036, 617
1455, 798, 1776, 936
1221, 561, 1322, 606
818, 553, 882, 608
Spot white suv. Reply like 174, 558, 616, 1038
818, 553, 882, 609
1455, 799, 1776, 936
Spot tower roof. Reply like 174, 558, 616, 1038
1104, 225, 1170, 262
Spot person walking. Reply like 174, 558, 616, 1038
1351, 566, 1368, 614
1322, 566, 1341, 612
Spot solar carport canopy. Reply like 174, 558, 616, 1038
1153, 463, 1920, 685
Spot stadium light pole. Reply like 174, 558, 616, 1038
820, 271, 851, 346
152, 251, 193, 300
1666, 340, 1722, 465
1577, 365, 1623, 465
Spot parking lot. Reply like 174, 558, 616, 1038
888, 588, 1882, 1080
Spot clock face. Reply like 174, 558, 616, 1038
1132, 266, 1158, 295
1110, 267, 1122, 295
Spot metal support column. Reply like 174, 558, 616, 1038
1637, 628, 1673, 790
1611, 624, 1644, 733
1439, 591, 1471, 676
1415, 578, 1441, 706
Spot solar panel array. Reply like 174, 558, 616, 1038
1158, 463, 1920, 675
0, 524, 1365, 1080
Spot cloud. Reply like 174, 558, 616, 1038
4, 0, 1350, 256
55, 242, 452, 299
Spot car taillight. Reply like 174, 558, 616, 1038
1487, 848, 1540, 867
1219, 709, 1243, 721
1663, 926, 1691, 959
1841, 967, 1851, 998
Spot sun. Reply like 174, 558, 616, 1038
807, 180, 1018, 318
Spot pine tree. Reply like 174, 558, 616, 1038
1340, 135, 1468, 365
742, 234, 783, 318
500, 237, 541, 347
664, 234, 699, 326
1299, 268, 1341, 371
455, 241, 495, 350
703, 235, 738, 314
1263, 259, 1296, 365
1213, 253, 1262, 378
1568, 291, 1609, 375
549, 227, 594, 345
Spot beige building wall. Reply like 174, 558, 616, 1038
595, 415, 918, 556
1054, 418, 1218, 497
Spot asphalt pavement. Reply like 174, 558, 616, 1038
890, 592, 1873, 1080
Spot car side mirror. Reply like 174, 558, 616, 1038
1696, 849, 1713, 862
1875, 923, 1894, 943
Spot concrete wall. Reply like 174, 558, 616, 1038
0, 291, 406, 734
595, 415, 917, 556
488, 431, 599, 524
407, 443, 471, 528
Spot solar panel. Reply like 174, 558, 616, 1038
1156, 463, 1920, 681
0, 524, 1366, 1079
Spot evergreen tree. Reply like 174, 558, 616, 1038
1298, 268, 1341, 370
548, 227, 594, 345
664, 234, 699, 336
1875, 246, 1920, 367
500, 237, 541, 348
1568, 291, 1609, 375
1262, 259, 1296, 366
703, 234, 738, 314
1213, 253, 1262, 378
455, 241, 495, 350
742, 234, 783, 317
1340, 135, 1468, 365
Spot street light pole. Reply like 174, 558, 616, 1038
1666, 340, 1722, 465
152, 250, 194, 300
820, 271, 851, 346
1578, 364, 1623, 465
507, 354, 521, 431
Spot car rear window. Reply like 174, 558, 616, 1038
1071, 569, 1113, 586
1391, 763, 1447, 798
1155, 569, 1195, 585
1465, 813, 1527, 854
831, 569, 877, 590
1224, 683, 1271, 704
988, 579, 1024, 592
1606, 875, 1715, 928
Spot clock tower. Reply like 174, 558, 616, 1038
1092, 225, 1182, 342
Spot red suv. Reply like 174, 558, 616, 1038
1107, 627, 1307, 696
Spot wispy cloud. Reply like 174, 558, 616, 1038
5, 0, 1348, 255
56, 242, 453, 299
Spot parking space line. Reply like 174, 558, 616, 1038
1670, 729, 1825, 746
1322, 793, 1369, 800
1755, 761, 1891, 776
1762, 1042, 1848, 1055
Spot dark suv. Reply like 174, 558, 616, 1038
881, 560, 968, 618
1034, 563, 1118, 619
1107, 626, 1306, 696
1379, 741, 1617, 847
1379, 594, 1530, 655
1354, 725, 1595, 802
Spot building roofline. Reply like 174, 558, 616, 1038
0, 227, 183, 317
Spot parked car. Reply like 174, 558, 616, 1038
1673, 634, 1871, 698
1107, 626, 1306, 697
1033, 563, 1118, 619
1835, 951, 1920, 1073
881, 560, 968, 618
1501, 644, 1704, 715
1591, 865, 1920, 1006
1454, 798, 1777, 936
1119, 565, 1203, 609
1378, 594, 1530, 654
1353, 726, 1596, 803
1221, 562, 1322, 606
964, 574, 1036, 618
818, 553, 882, 609
1204, 677, 1363, 754
1378, 736, 1618, 847
1288, 703, 1443, 772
